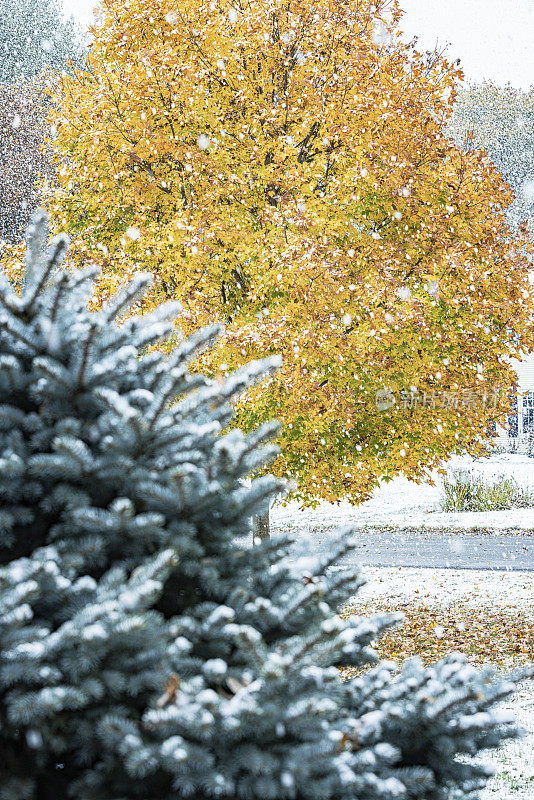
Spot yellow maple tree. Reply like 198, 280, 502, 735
46, 0, 534, 504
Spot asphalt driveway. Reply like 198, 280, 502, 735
289, 528, 534, 571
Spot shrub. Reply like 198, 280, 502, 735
441, 468, 534, 511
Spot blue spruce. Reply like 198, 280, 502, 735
0, 212, 525, 799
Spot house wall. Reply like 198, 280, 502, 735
510, 353, 534, 393
494, 353, 534, 447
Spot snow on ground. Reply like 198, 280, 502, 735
481, 680, 534, 800
354, 566, 533, 609
272, 454, 534, 798
353, 566, 534, 800
272, 453, 534, 532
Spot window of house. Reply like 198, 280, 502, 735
508, 394, 518, 437
522, 391, 534, 434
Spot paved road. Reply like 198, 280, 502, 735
289, 529, 534, 571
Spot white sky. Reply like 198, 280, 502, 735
62, 0, 533, 90
400, 0, 533, 90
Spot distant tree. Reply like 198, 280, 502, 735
0, 81, 52, 243
0, 0, 84, 243
0, 0, 84, 85
448, 83, 534, 236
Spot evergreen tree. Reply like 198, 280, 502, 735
0, 212, 526, 799
0, 0, 83, 85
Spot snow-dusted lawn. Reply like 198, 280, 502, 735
481, 680, 534, 800
272, 454, 534, 798
353, 567, 534, 799
356, 567, 533, 799
272, 453, 534, 532
355, 566, 533, 609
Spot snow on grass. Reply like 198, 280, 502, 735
354, 566, 533, 609
272, 453, 534, 531
342, 566, 532, 669
346, 566, 534, 800
272, 454, 534, 799
480, 680, 534, 800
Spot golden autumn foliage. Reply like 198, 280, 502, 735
342, 600, 534, 670
46, 0, 534, 504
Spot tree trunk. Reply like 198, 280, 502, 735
253, 509, 270, 543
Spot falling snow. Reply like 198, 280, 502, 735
125, 226, 141, 241
0, 1, 532, 798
